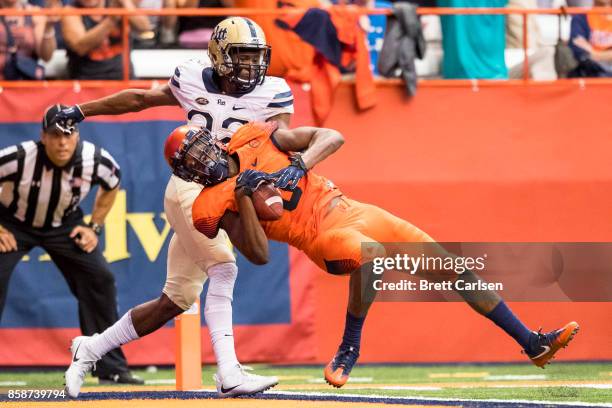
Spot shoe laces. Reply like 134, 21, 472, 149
536, 327, 560, 345
522, 327, 557, 356
334, 346, 359, 372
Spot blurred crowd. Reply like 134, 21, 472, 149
0, 0, 610, 80
0, 0, 232, 79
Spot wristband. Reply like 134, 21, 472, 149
290, 153, 309, 172
88, 222, 103, 236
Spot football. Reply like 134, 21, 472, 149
252, 182, 284, 221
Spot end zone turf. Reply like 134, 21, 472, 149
1, 363, 610, 406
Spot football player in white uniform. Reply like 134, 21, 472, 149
59, 17, 293, 398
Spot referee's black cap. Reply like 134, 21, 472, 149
42, 104, 76, 135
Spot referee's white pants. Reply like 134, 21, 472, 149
162, 175, 236, 310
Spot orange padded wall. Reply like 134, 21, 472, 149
304, 82, 612, 363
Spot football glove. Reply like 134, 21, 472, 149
56, 105, 85, 128
272, 154, 308, 191
235, 169, 273, 196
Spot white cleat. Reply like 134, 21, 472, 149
64, 335, 98, 398
214, 365, 278, 398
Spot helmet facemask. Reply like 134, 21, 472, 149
170, 128, 229, 187
221, 45, 271, 93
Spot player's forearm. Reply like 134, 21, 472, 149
90, 187, 119, 225
301, 129, 344, 169
80, 89, 149, 117
235, 192, 269, 265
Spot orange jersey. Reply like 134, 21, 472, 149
193, 121, 434, 275
192, 122, 343, 250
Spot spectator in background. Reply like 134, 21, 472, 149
175, 0, 232, 48
506, 0, 557, 79
0, 0, 60, 80
136, 0, 178, 47
569, 0, 612, 77
61, 0, 152, 79
439, 0, 508, 79
390, 0, 436, 4
507, 0, 538, 51
535, 1, 592, 7
566, 0, 592, 5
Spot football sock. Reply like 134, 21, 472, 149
486, 301, 532, 350
340, 311, 366, 350
87, 310, 139, 360
205, 262, 240, 377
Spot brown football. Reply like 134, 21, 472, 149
252, 182, 284, 221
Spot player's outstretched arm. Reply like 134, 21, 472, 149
273, 127, 344, 171
56, 85, 180, 125
79, 84, 180, 117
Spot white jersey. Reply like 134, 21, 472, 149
168, 59, 294, 142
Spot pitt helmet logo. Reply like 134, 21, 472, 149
212, 27, 228, 42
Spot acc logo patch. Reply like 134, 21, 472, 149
249, 139, 260, 148
195, 97, 209, 105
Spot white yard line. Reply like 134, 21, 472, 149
485, 375, 547, 381
0, 381, 26, 386
256, 390, 612, 407
144, 379, 176, 385
429, 372, 489, 378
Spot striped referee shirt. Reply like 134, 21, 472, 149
0, 141, 121, 229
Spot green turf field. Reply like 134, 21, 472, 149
2, 362, 611, 404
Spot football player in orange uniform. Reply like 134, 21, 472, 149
165, 122, 579, 388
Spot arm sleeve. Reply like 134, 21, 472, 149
96, 149, 121, 191
569, 14, 591, 61
263, 78, 295, 119
0, 145, 20, 182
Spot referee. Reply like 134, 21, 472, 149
0, 105, 142, 385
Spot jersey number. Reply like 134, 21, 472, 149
187, 110, 248, 132
282, 187, 302, 211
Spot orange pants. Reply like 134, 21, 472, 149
305, 197, 435, 275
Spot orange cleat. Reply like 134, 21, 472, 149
526, 321, 580, 368
324, 345, 359, 388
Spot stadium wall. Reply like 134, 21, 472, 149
311, 82, 612, 363
0, 82, 610, 366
